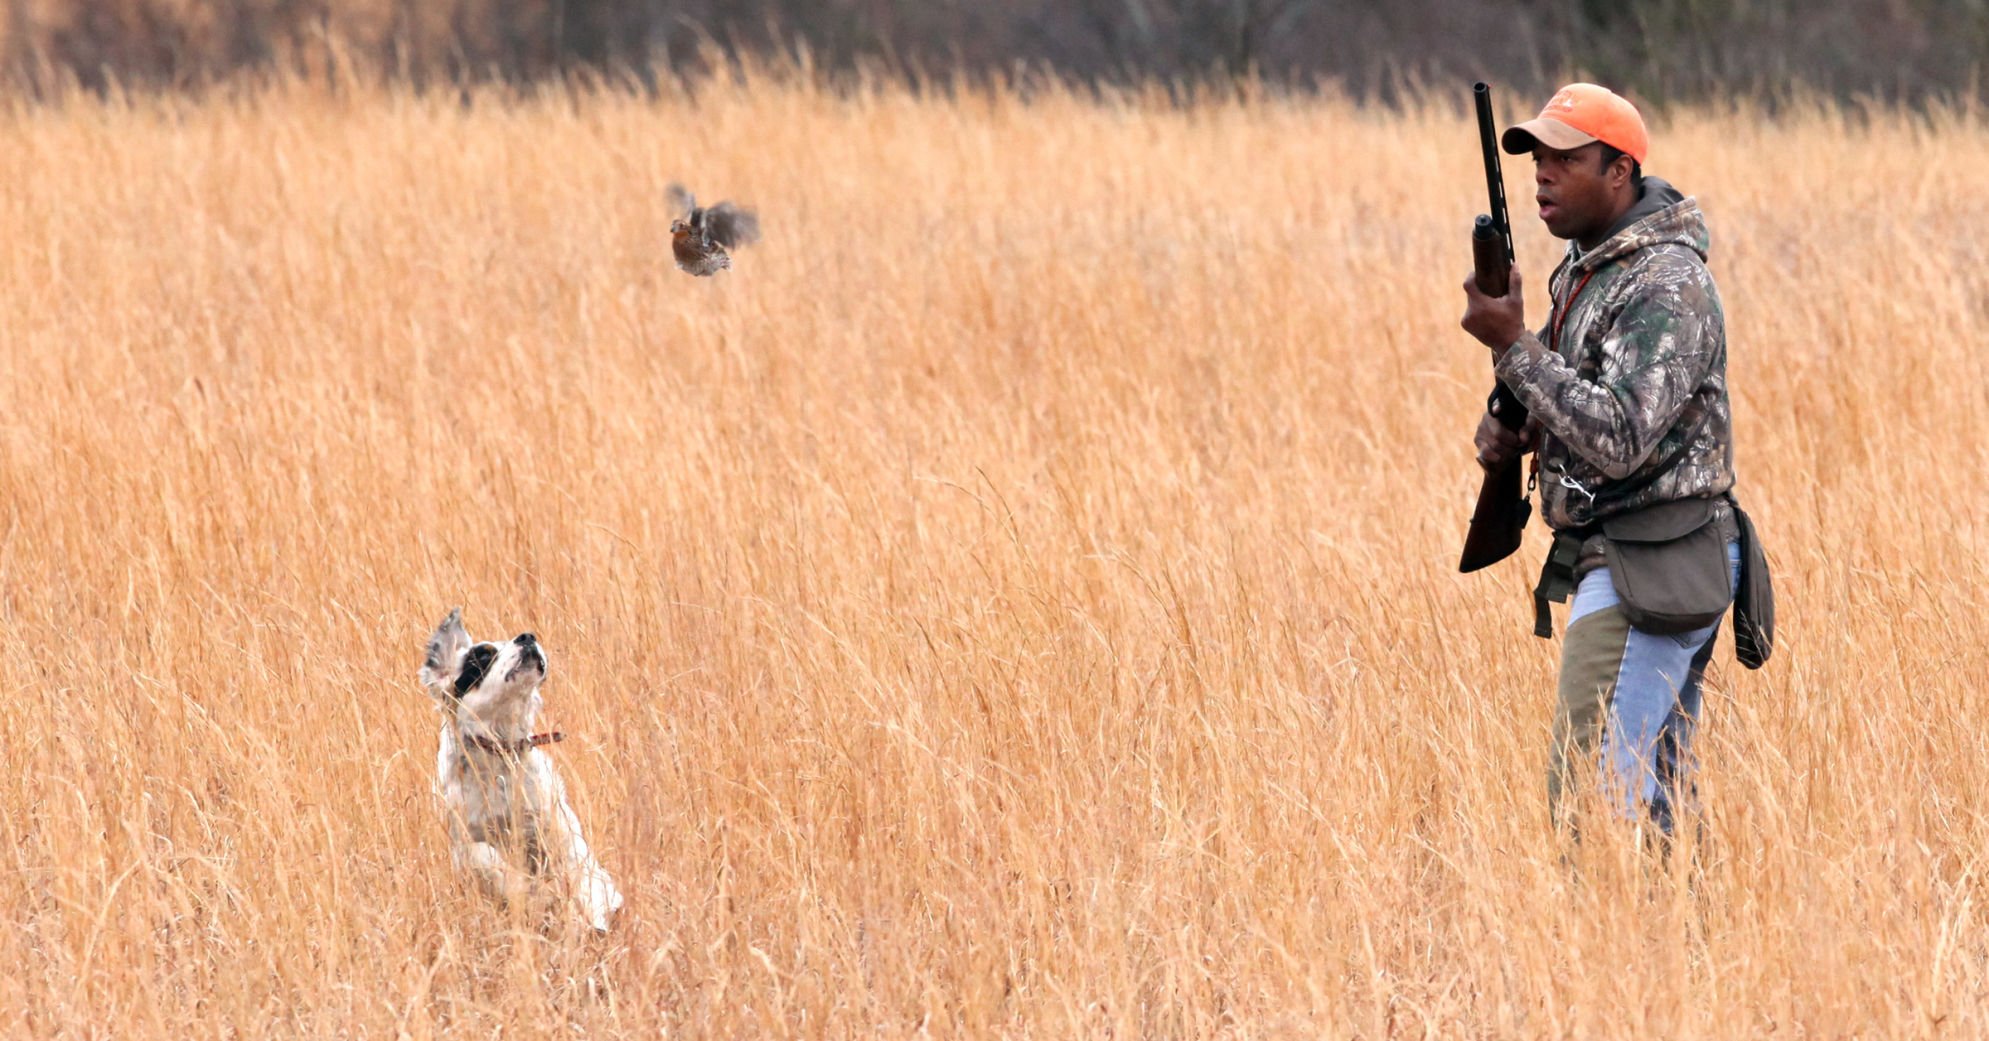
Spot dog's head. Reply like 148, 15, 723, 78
421, 608, 548, 738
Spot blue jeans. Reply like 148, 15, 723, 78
1551, 541, 1742, 832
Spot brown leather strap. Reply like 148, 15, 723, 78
462, 731, 565, 756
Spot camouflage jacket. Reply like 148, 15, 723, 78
1494, 178, 1734, 534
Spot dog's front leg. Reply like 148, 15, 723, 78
572, 855, 624, 934
454, 840, 540, 911
548, 798, 624, 932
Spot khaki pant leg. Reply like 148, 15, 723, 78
1549, 602, 1631, 823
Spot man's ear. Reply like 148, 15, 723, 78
1609, 154, 1637, 191
421, 608, 472, 698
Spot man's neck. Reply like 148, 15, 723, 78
1577, 191, 1641, 252
1577, 220, 1621, 253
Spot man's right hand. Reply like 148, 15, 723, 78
1474, 410, 1536, 471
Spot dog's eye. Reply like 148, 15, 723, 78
453, 644, 498, 697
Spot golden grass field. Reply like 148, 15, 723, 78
3, 70, 1988, 1038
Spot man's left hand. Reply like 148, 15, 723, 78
1461, 267, 1526, 355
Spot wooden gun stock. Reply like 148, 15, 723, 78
1459, 415, 1532, 572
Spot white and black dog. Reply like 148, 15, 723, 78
420, 608, 623, 932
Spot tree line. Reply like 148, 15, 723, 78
4, 0, 1985, 106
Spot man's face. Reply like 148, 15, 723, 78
1531, 142, 1628, 243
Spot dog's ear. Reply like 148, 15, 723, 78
421, 607, 472, 698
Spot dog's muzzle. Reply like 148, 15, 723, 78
507, 634, 546, 680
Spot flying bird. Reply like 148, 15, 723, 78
667, 183, 760, 276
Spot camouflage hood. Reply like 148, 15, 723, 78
1494, 176, 1735, 533
1569, 177, 1701, 273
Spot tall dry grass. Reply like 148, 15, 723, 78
2, 72, 1987, 1038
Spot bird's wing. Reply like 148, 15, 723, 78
665, 183, 695, 218
704, 203, 760, 249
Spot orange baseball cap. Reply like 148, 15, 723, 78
1501, 83, 1649, 164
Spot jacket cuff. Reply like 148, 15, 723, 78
1494, 333, 1547, 394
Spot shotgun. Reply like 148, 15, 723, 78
1458, 81, 1533, 573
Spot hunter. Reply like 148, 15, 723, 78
1459, 83, 1769, 834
